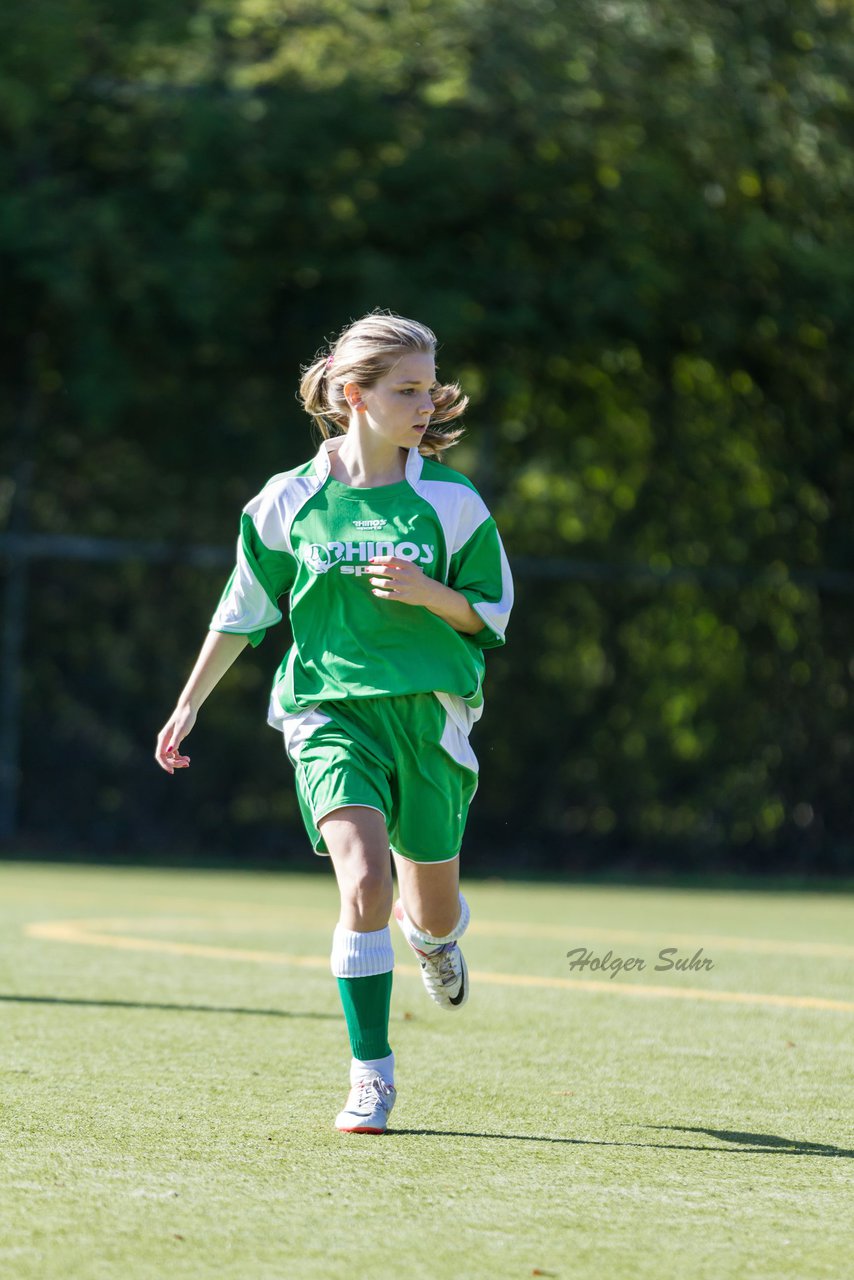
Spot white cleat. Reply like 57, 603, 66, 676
335, 1073, 397, 1135
417, 941, 469, 1010
394, 901, 469, 1010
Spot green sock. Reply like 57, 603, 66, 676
336, 972, 393, 1060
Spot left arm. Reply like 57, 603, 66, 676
369, 557, 483, 635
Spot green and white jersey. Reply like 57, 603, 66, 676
210, 437, 513, 733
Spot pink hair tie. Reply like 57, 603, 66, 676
325, 353, 334, 369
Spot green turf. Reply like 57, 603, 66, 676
1, 862, 851, 1280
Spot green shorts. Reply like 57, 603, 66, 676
280, 693, 479, 864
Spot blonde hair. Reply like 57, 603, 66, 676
298, 309, 468, 459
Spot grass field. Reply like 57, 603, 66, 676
1, 861, 851, 1280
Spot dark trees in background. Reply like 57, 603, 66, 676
2, 1, 853, 872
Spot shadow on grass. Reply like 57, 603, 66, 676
0, 994, 338, 1020
645, 1124, 852, 1158
389, 1127, 852, 1156
5, 996, 849, 1158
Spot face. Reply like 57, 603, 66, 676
345, 351, 437, 447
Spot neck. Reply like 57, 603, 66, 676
333, 424, 407, 487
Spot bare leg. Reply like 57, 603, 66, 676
391, 851, 469, 1010
319, 806, 393, 930
321, 807, 397, 1132
391, 851, 461, 938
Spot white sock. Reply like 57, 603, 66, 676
330, 924, 395, 978
417, 939, 445, 956
351, 1052, 395, 1087
396, 894, 470, 952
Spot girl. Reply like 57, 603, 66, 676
155, 311, 513, 1134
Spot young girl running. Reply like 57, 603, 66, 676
155, 311, 513, 1134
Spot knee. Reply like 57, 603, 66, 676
403, 893, 470, 947
341, 860, 393, 926
425, 893, 465, 938
321, 810, 393, 930
349, 864, 392, 912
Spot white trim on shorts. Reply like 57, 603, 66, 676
311, 803, 388, 857
389, 845, 460, 865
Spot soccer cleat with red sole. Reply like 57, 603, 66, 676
335, 1073, 397, 1134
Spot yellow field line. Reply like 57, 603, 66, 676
23, 918, 854, 1013
10, 890, 854, 958
26, 921, 330, 970
472, 920, 854, 958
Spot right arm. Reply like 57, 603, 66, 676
155, 631, 249, 774
157, 474, 299, 773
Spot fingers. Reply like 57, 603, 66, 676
155, 720, 192, 774
369, 557, 426, 604
156, 747, 192, 768
369, 556, 410, 572
370, 570, 400, 598
369, 560, 399, 596
155, 742, 191, 774
368, 557, 412, 586
156, 748, 191, 774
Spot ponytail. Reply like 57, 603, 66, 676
298, 354, 349, 437
297, 310, 468, 459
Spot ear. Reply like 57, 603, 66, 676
343, 380, 365, 411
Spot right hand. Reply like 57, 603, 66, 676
155, 704, 196, 774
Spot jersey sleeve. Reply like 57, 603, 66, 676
448, 513, 514, 649
209, 508, 298, 648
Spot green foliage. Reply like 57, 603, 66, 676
3, 0, 854, 868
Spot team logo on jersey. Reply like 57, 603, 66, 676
302, 540, 435, 576
305, 543, 344, 574
353, 519, 387, 531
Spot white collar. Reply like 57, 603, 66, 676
312, 436, 423, 485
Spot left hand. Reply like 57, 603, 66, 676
368, 556, 440, 608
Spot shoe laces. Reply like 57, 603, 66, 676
355, 1074, 394, 1112
423, 943, 459, 988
